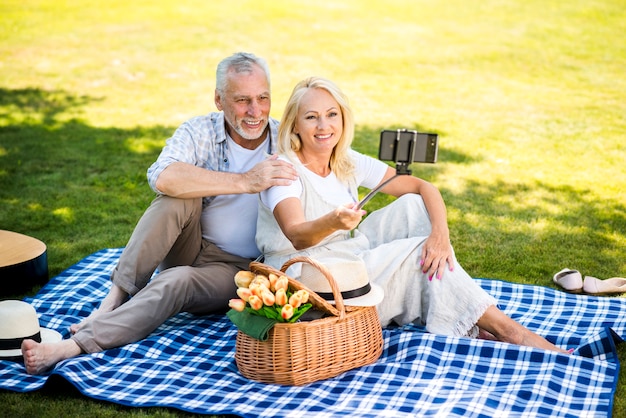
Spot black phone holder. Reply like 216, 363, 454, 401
395, 162, 412, 176
391, 129, 414, 175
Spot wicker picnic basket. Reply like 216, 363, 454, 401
234, 255, 384, 386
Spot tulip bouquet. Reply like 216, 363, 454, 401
228, 270, 313, 323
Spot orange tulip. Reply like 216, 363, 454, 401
268, 273, 279, 291
274, 276, 289, 292
275, 288, 288, 306
236, 287, 252, 302
252, 275, 271, 290
234, 271, 255, 288
228, 298, 246, 312
281, 304, 294, 320
249, 283, 264, 297
289, 293, 302, 309
261, 289, 276, 306
248, 295, 263, 310
295, 289, 309, 304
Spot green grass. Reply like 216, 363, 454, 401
1, 0, 625, 416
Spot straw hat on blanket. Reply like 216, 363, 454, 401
0, 300, 62, 361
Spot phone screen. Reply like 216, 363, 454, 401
378, 130, 438, 164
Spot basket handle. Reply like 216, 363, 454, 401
280, 256, 346, 321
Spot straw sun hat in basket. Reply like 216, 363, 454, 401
299, 253, 383, 307
0, 300, 62, 360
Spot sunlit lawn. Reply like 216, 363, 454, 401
1, 0, 625, 416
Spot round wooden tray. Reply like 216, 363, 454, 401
0, 230, 48, 296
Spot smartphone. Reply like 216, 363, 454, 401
378, 129, 438, 164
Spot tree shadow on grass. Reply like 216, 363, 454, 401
1, 88, 624, 291
354, 125, 626, 284
0, 87, 172, 280
444, 179, 626, 284
0, 87, 95, 126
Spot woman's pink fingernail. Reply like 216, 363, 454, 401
429, 274, 433, 281
420, 259, 424, 266
437, 273, 442, 280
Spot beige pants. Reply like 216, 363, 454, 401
72, 195, 251, 353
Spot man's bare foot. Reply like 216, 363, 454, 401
22, 339, 82, 375
70, 284, 129, 334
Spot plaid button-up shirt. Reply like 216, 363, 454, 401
147, 112, 279, 208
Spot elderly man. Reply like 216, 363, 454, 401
22, 52, 297, 374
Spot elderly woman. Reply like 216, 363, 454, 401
256, 76, 569, 353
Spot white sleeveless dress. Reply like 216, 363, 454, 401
256, 160, 496, 338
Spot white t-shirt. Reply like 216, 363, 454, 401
261, 150, 388, 212
201, 136, 269, 258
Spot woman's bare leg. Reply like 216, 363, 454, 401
476, 305, 569, 354
477, 328, 498, 341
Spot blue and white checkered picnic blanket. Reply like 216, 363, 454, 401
1, 248, 623, 417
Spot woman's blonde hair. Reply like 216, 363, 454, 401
278, 77, 355, 184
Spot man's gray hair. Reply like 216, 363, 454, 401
215, 52, 270, 95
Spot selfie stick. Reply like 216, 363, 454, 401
355, 131, 414, 210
